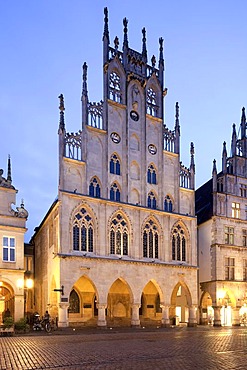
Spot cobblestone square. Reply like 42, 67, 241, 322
1, 326, 247, 369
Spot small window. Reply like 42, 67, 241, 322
110, 183, 121, 202
109, 72, 121, 103
225, 227, 234, 245
89, 177, 101, 198
110, 154, 121, 175
147, 191, 157, 209
225, 257, 235, 280
146, 88, 158, 116
147, 165, 157, 184
232, 202, 240, 218
2, 237, 15, 262
243, 260, 247, 281
164, 195, 173, 212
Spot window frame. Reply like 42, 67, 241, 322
2, 236, 15, 262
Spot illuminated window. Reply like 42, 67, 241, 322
72, 208, 94, 252
172, 225, 186, 262
143, 219, 159, 259
225, 257, 235, 280
110, 213, 128, 255
224, 227, 234, 245
232, 202, 240, 218
2, 237, 15, 262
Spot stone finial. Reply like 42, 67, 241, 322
212, 159, 217, 173
123, 17, 128, 48
114, 36, 119, 51
151, 55, 156, 68
82, 62, 88, 95
190, 142, 195, 172
58, 94, 65, 131
142, 27, 147, 60
159, 37, 164, 62
7, 155, 12, 183
103, 7, 109, 41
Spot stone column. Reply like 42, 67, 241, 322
131, 303, 140, 327
232, 307, 240, 326
188, 305, 197, 327
97, 304, 107, 327
161, 305, 170, 327
213, 306, 221, 326
58, 303, 69, 327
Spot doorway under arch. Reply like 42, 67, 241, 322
170, 283, 192, 324
0, 282, 15, 324
139, 280, 162, 325
107, 278, 133, 326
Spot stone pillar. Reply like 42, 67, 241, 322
58, 303, 69, 327
213, 306, 221, 326
161, 305, 170, 327
97, 304, 107, 327
131, 303, 140, 327
188, 305, 197, 327
232, 307, 240, 326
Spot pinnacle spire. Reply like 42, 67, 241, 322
175, 102, 180, 134
103, 7, 109, 41
212, 159, 217, 173
58, 94, 65, 131
123, 17, 128, 48
158, 37, 164, 67
190, 142, 195, 172
7, 155, 12, 183
231, 123, 237, 156
82, 62, 88, 96
142, 27, 147, 62
241, 107, 246, 139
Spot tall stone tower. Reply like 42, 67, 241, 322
34, 8, 198, 328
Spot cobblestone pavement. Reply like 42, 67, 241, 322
1, 326, 247, 369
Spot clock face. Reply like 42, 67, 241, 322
130, 110, 139, 122
110, 132, 121, 144
148, 144, 157, 155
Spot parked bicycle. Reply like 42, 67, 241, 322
33, 312, 52, 333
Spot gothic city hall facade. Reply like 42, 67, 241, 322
32, 8, 198, 328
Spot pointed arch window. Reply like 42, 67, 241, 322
89, 177, 101, 198
109, 71, 121, 103
164, 195, 173, 212
68, 289, 80, 313
146, 88, 158, 116
147, 191, 157, 209
72, 208, 94, 252
110, 182, 121, 202
110, 154, 121, 175
110, 213, 129, 255
147, 164, 157, 184
143, 219, 159, 259
172, 224, 187, 262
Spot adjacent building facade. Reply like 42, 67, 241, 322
0, 157, 29, 323
32, 8, 198, 328
196, 108, 247, 326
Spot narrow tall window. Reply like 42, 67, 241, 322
72, 208, 94, 252
225, 257, 235, 280
232, 202, 240, 218
2, 237, 15, 262
146, 88, 158, 116
147, 191, 157, 209
89, 177, 101, 198
164, 195, 173, 212
69, 289, 80, 313
110, 154, 121, 175
143, 219, 159, 259
147, 165, 157, 184
109, 72, 121, 103
172, 225, 187, 262
110, 182, 121, 202
225, 226, 234, 245
109, 213, 129, 256
240, 184, 247, 197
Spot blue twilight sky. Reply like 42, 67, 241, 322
1, 0, 247, 241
